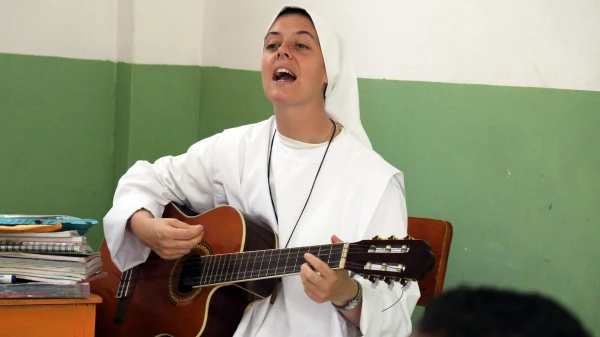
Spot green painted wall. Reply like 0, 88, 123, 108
112, 63, 202, 186
1, 55, 598, 334
0, 53, 115, 243
201, 67, 600, 334
0, 54, 202, 249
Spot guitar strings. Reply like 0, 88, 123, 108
110, 250, 412, 280
120, 242, 417, 269
108, 246, 413, 283
108, 261, 409, 294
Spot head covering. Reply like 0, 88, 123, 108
266, 6, 372, 149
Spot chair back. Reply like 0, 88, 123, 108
407, 216, 453, 306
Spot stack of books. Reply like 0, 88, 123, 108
0, 214, 103, 299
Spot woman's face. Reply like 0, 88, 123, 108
261, 13, 328, 107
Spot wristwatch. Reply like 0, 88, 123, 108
332, 280, 363, 311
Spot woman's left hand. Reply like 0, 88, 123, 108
300, 235, 358, 306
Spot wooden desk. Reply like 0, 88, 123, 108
0, 294, 102, 337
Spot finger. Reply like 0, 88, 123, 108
331, 235, 344, 244
166, 218, 199, 229
304, 287, 321, 303
166, 218, 205, 232
160, 232, 205, 250
304, 253, 335, 279
301, 265, 323, 295
158, 249, 190, 260
168, 222, 205, 241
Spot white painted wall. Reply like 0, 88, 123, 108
202, 0, 600, 91
0, 0, 116, 61
128, 0, 204, 65
0, 0, 204, 65
1, 0, 598, 91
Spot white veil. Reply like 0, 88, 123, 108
266, 6, 372, 149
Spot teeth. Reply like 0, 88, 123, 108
276, 68, 295, 77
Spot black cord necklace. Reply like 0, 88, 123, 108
267, 119, 337, 249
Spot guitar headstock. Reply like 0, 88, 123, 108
344, 235, 435, 286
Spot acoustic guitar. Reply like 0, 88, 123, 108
90, 202, 435, 337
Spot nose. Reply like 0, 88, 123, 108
277, 42, 292, 59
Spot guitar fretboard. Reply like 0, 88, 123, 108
198, 243, 346, 286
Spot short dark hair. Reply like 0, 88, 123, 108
277, 7, 314, 24
415, 286, 591, 337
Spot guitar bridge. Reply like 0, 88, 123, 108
114, 266, 139, 324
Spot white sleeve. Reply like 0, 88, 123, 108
354, 173, 420, 337
102, 133, 224, 272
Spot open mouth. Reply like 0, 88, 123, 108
273, 68, 297, 82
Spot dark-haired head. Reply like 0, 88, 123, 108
276, 6, 314, 24
412, 286, 591, 337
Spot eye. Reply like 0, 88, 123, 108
266, 43, 279, 50
296, 43, 309, 49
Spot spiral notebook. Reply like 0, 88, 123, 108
0, 241, 93, 255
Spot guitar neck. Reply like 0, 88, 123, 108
197, 243, 348, 287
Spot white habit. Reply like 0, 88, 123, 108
103, 5, 419, 337
103, 117, 419, 337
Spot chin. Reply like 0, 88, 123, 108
265, 89, 298, 105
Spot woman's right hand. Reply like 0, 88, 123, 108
127, 209, 205, 260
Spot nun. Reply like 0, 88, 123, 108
103, 5, 419, 337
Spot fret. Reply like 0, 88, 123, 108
327, 244, 343, 269
294, 247, 301, 274
229, 253, 238, 283
242, 251, 249, 280
222, 254, 230, 283
275, 249, 285, 276
217, 254, 225, 283
255, 251, 263, 279
204, 255, 212, 285
210, 255, 219, 284
221, 254, 231, 282
250, 250, 259, 279
317, 245, 322, 263
283, 248, 290, 274
267, 249, 273, 278
211, 255, 220, 285
258, 250, 266, 279
248, 251, 257, 279
230, 254, 238, 282
237, 252, 244, 281
218, 254, 225, 283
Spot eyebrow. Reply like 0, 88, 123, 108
264, 31, 316, 41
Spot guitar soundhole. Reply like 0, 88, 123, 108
177, 253, 203, 293
167, 242, 211, 305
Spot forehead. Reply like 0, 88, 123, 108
268, 14, 318, 38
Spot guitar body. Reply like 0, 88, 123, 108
90, 203, 278, 337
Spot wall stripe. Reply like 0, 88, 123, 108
0, 0, 116, 61
2, 0, 598, 91
202, 0, 600, 92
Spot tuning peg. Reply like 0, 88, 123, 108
368, 275, 377, 283
372, 235, 381, 240
361, 274, 369, 280
388, 235, 398, 240
370, 277, 380, 288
